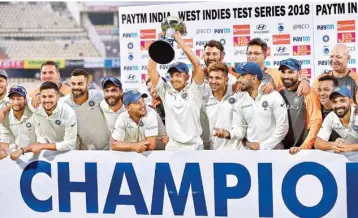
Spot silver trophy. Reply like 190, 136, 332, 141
149, 16, 187, 64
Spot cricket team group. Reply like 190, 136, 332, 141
0, 31, 357, 161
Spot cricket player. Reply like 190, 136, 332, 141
214, 62, 289, 150
202, 62, 242, 149
315, 86, 358, 152
100, 76, 125, 131
278, 58, 322, 154
62, 69, 111, 150
147, 31, 205, 150
0, 86, 36, 160
112, 90, 164, 152
10, 81, 77, 160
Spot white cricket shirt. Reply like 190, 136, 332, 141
100, 99, 126, 131
62, 90, 111, 150
33, 102, 78, 151
229, 83, 289, 149
203, 85, 243, 149
0, 104, 36, 148
112, 106, 159, 143
317, 106, 358, 143
156, 78, 204, 149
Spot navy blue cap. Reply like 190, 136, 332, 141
102, 76, 122, 89
8, 85, 27, 97
0, 70, 8, 80
167, 62, 189, 74
233, 62, 263, 80
329, 86, 352, 100
123, 90, 148, 106
279, 58, 302, 71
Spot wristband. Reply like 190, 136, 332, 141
21, 148, 25, 155
225, 131, 231, 140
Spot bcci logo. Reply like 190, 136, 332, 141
182, 93, 188, 99
89, 101, 95, 107
229, 97, 236, 104
26, 123, 31, 128
262, 101, 268, 110
55, 120, 61, 125
278, 23, 284, 32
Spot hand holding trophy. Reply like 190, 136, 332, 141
149, 16, 187, 64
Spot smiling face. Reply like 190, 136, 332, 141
331, 95, 351, 118
203, 46, 224, 67
40, 88, 59, 112
169, 71, 188, 91
127, 97, 147, 117
104, 83, 122, 107
208, 70, 228, 92
9, 93, 26, 112
318, 80, 336, 105
70, 75, 89, 98
329, 44, 350, 73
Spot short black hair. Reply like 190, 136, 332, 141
318, 75, 339, 87
71, 69, 89, 80
247, 38, 268, 54
39, 81, 59, 92
40, 61, 59, 72
204, 40, 224, 52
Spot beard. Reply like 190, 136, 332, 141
334, 106, 350, 118
105, 95, 121, 107
72, 88, 87, 98
12, 105, 25, 112
282, 78, 298, 89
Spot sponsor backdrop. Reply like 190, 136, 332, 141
119, 2, 358, 91
1, 150, 358, 217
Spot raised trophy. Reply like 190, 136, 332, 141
149, 16, 187, 64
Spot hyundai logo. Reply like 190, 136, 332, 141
276, 47, 287, 52
323, 35, 329, 43
127, 74, 136, 80
256, 24, 267, 30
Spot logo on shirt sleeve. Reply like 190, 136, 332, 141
89, 101, 95, 107
55, 120, 61, 125
26, 122, 31, 128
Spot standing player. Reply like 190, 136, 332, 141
29, 61, 71, 107
111, 90, 161, 152
0, 70, 9, 109
317, 75, 339, 119
202, 62, 242, 149
214, 62, 289, 150
246, 38, 310, 94
62, 69, 111, 150
147, 31, 205, 150
0, 86, 36, 160
100, 76, 125, 131
10, 82, 77, 160
313, 44, 358, 103
315, 86, 358, 152
278, 59, 322, 154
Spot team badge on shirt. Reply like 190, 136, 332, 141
229, 97, 236, 104
139, 121, 144, 126
26, 122, 31, 128
182, 93, 188, 99
89, 101, 95, 107
262, 101, 268, 110
55, 120, 61, 125
352, 125, 358, 132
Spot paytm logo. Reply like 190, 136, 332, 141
349, 59, 356, 64
122, 32, 138, 38
292, 36, 310, 42
196, 41, 209, 46
318, 60, 330, 66
214, 28, 230, 34
299, 60, 311, 65
123, 65, 139, 71
317, 24, 335, 30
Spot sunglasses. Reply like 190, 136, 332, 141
102, 77, 121, 87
